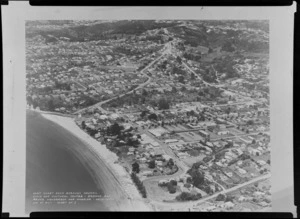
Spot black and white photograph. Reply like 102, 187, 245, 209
2, 4, 296, 216
25, 19, 271, 212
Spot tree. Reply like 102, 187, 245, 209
142, 89, 148, 96
221, 41, 235, 52
247, 120, 254, 126
127, 137, 140, 148
216, 193, 226, 201
259, 169, 264, 174
176, 56, 182, 64
148, 160, 156, 169
158, 98, 170, 110
140, 110, 148, 118
131, 172, 147, 198
203, 185, 212, 195
226, 107, 231, 115
81, 121, 86, 129
178, 75, 185, 84
190, 73, 195, 80
47, 99, 55, 111
203, 156, 212, 163
167, 158, 174, 167
109, 122, 123, 136
148, 113, 158, 121
170, 180, 177, 186
181, 86, 187, 92
171, 86, 177, 93
167, 183, 177, 194
225, 195, 234, 202
224, 141, 233, 149
176, 192, 202, 201
186, 176, 193, 184
191, 161, 204, 170
187, 167, 205, 188
132, 162, 140, 173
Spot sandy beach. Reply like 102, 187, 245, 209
41, 113, 151, 211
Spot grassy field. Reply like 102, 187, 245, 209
143, 180, 180, 202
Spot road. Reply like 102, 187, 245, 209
149, 173, 270, 209
73, 42, 173, 115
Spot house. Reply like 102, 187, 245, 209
238, 196, 246, 202
141, 170, 153, 176
257, 160, 266, 166
240, 137, 252, 144
237, 160, 243, 166
238, 168, 247, 175
217, 130, 229, 135
155, 160, 163, 166
206, 142, 214, 147
254, 191, 264, 198
164, 139, 178, 144
128, 147, 135, 152
248, 148, 262, 156
206, 206, 217, 212
158, 179, 169, 186
139, 157, 147, 163
223, 201, 235, 210
225, 171, 233, 177
144, 152, 151, 158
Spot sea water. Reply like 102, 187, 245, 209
26, 111, 109, 212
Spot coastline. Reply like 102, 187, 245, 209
39, 112, 151, 211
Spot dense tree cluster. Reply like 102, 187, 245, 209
148, 160, 156, 169
132, 162, 140, 173
167, 180, 177, 194
106, 122, 124, 136
175, 192, 202, 201
213, 57, 240, 80
201, 68, 217, 83
221, 41, 236, 52
187, 165, 205, 188
131, 172, 147, 198
157, 98, 170, 110
216, 193, 226, 201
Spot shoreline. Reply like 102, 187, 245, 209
39, 112, 152, 211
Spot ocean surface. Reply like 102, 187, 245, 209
26, 111, 109, 212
